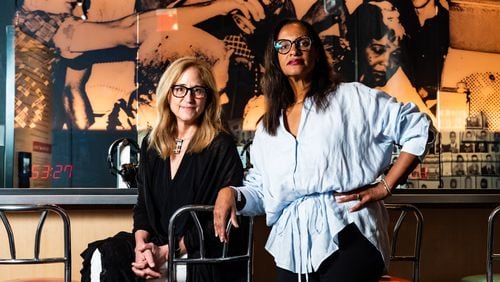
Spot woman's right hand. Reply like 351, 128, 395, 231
213, 187, 239, 243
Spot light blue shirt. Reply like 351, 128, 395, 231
237, 82, 431, 274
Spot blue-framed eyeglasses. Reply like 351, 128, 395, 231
170, 85, 209, 99
274, 36, 312, 55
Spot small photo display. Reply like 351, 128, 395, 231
441, 161, 453, 176
481, 154, 496, 175
494, 177, 500, 189
408, 164, 420, 179
475, 130, 491, 142
477, 177, 492, 189
441, 131, 460, 153
465, 114, 483, 129
466, 161, 480, 176
463, 176, 476, 189
426, 163, 440, 179
406, 180, 417, 189
460, 142, 475, 153
419, 164, 429, 179
418, 180, 440, 189
461, 130, 476, 142
452, 154, 466, 176
440, 152, 453, 162
490, 143, 499, 153
444, 177, 460, 189
475, 142, 489, 153
494, 132, 500, 142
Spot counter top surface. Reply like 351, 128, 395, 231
0, 188, 499, 205
0, 188, 138, 205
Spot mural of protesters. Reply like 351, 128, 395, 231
12, 0, 449, 187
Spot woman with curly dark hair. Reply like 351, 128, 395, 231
214, 18, 432, 281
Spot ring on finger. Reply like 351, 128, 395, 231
356, 194, 361, 200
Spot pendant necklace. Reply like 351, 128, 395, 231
174, 138, 184, 154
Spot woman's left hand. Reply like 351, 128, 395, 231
131, 243, 168, 279
335, 182, 390, 212
132, 245, 161, 279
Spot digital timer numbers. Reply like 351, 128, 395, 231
31, 164, 73, 179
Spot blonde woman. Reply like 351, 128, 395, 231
131, 57, 247, 281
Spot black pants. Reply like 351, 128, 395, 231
276, 223, 385, 282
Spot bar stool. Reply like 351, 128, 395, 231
461, 205, 500, 282
380, 204, 424, 282
168, 205, 254, 282
0, 204, 71, 282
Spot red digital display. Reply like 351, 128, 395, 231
30, 164, 73, 179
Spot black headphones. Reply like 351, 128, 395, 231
107, 138, 140, 188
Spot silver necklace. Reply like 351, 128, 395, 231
174, 138, 184, 154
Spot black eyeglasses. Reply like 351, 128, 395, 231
274, 36, 312, 55
170, 85, 209, 99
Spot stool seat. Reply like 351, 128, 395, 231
380, 274, 412, 282
5, 279, 78, 282
461, 274, 500, 282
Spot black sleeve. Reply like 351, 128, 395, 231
208, 132, 245, 191
183, 132, 245, 255
132, 136, 153, 234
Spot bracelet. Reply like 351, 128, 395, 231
231, 186, 246, 211
235, 188, 242, 202
380, 177, 392, 196
230, 186, 241, 202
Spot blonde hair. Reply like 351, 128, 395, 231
148, 57, 223, 159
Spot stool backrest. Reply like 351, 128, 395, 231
487, 205, 500, 282
0, 204, 71, 282
167, 204, 253, 282
385, 204, 424, 282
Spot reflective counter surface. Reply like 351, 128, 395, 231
0, 188, 138, 205
0, 188, 499, 205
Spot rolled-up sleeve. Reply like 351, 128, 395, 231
377, 90, 431, 157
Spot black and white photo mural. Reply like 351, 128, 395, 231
11, 0, 500, 188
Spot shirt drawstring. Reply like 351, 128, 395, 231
295, 203, 309, 282
297, 271, 309, 282
295, 199, 302, 278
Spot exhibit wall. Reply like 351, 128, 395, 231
2, 0, 499, 189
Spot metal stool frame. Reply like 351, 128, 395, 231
168, 205, 253, 282
487, 205, 500, 282
384, 203, 424, 282
0, 204, 71, 282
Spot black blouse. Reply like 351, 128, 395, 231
133, 131, 247, 282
